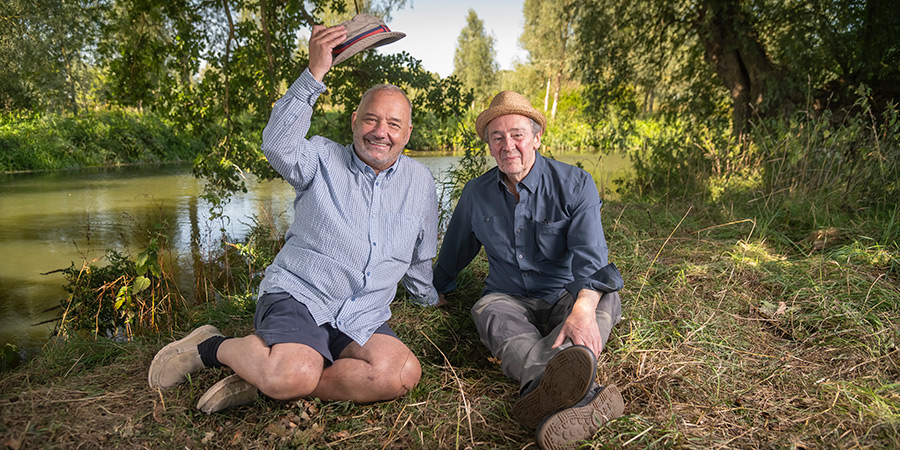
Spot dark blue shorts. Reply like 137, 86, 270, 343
253, 291, 396, 365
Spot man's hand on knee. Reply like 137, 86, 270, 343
554, 289, 605, 355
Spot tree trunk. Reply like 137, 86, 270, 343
551, 66, 561, 120
543, 76, 551, 111
59, 44, 78, 115
695, 0, 780, 137
550, 7, 574, 121
222, 0, 235, 128
258, 0, 277, 108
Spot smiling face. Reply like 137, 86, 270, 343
350, 88, 413, 173
486, 114, 542, 184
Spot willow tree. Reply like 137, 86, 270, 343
452, 9, 499, 104
574, 0, 900, 136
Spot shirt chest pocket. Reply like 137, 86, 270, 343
387, 213, 420, 263
473, 215, 512, 260
535, 219, 569, 261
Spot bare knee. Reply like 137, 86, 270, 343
375, 350, 421, 399
256, 365, 320, 400
396, 351, 422, 394
241, 342, 325, 400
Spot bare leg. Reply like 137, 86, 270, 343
217, 333, 420, 403
312, 333, 422, 402
217, 334, 324, 400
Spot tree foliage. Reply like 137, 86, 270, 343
2, 0, 478, 205
452, 9, 499, 104
572, 0, 900, 135
1, 0, 103, 113
5, 0, 466, 207
520, 0, 576, 119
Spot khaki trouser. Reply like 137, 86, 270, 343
471, 291, 622, 389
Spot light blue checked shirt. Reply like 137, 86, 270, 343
258, 69, 439, 346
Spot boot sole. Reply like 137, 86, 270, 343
535, 384, 625, 450
512, 345, 597, 429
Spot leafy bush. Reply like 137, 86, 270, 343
612, 86, 899, 215
0, 110, 203, 172
56, 230, 184, 339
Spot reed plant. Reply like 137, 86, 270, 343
753, 89, 899, 213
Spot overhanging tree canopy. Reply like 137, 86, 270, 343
573, 0, 900, 135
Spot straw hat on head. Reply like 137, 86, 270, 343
475, 91, 547, 142
332, 14, 406, 67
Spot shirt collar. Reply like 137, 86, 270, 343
494, 150, 545, 193
349, 144, 399, 179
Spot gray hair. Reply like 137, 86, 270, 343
529, 118, 543, 136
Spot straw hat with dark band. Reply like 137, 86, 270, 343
332, 14, 406, 67
475, 91, 547, 142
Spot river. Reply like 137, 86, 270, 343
0, 151, 629, 361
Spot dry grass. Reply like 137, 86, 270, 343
1, 200, 898, 449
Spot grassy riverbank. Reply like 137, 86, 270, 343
1, 195, 897, 448
0, 111, 203, 173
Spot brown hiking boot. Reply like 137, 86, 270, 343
196, 374, 259, 413
148, 325, 223, 388
535, 384, 625, 450
512, 345, 597, 430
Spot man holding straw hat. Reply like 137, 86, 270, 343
148, 15, 439, 413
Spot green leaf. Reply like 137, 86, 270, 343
132, 276, 151, 294
136, 250, 149, 268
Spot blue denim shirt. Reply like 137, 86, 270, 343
258, 69, 439, 345
434, 152, 622, 303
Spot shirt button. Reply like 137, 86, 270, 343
485, 217, 492, 222
516, 228, 522, 234
518, 254, 523, 259
372, 242, 377, 246
523, 273, 530, 278
366, 271, 371, 276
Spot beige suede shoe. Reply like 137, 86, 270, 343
512, 345, 597, 430
535, 384, 625, 450
148, 325, 223, 388
196, 374, 259, 414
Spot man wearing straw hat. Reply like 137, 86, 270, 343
147, 15, 439, 413
434, 91, 625, 448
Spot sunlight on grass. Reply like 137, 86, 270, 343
728, 240, 784, 267
706, 173, 762, 202
826, 380, 900, 422
832, 241, 900, 269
